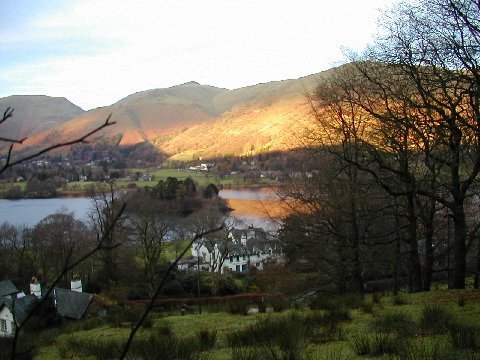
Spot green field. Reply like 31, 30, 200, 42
21, 289, 480, 359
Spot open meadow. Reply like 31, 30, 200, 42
7, 289, 480, 360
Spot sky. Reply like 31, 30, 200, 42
0, 0, 398, 110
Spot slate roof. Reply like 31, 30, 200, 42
0, 280, 19, 298
51, 288, 93, 320
0, 295, 37, 324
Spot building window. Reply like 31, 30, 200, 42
242, 255, 246, 260
242, 264, 247, 272
235, 265, 240, 272
229, 256, 233, 263
236, 255, 240, 262
1, 319, 6, 332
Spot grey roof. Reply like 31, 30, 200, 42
0, 280, 19, 298
51, 288, 93, 320
0, 295, 37, 325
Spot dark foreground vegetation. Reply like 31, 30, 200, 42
2, 290, 480, 359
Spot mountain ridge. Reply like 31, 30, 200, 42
0, 66, 338, 160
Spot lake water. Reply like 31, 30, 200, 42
0, 188, 283, 229
0, 197, 93, 226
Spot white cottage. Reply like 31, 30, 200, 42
0, 295, 36, 337
190, 227, 284, 274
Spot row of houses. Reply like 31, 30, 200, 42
178, 227, 284, 273
0, 279, 93, 337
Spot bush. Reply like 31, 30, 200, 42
419, 304, 453, 334
227, 301, 249, 316
196, 328, 217, 351
448, 321, 480, 350
350, 333, 372, 356
362, 300, 374, 314
256, 300, 267, 313
227, 312, 309, 350
64, 335, 122, 359
372, 310, 416, 337
395, 337, 468, 360
231, 346, 261, 360
372, 292, 382, 304
130, 330, 200, 360
351, 333, 405, 357
271, 298, 288, 313
370, 333, 404, 356
393, 293, 409, 305
458, 295, 467, 308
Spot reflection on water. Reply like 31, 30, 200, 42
0, 188, 283, 230
220, 187, 282, 231
219, 188, 280, 201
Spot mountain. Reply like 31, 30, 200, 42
2, 67, 336, 159
0, 95, 84, 141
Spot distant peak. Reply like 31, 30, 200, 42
177, 81, 201, 87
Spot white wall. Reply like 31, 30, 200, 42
0, 306, 15, 337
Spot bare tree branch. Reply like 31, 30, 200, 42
11, 202, 126, 359
120, 224, 223, 359
0, 113, 115, 175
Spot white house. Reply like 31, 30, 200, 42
0, 279, 93, 337
190, 227, 283, 274
0, 295, 36, 337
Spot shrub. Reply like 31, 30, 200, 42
227, 301, 249, 316
350, 333, 372, 356
228, 312, 309, 349
362, 300, 374, 314
256, 300, 267, 313
393, 293, 409, 305
325, 308, 351, 322
370, 333, 404, 356
270, 298, 288, 313
312, 322, 347, 343
196, 328, 217, 351
372, 310, 416, 337
419, 304, 453, 334
130, 331, 200, 360
448, 321, 480, 350
372, 292, 382, 304
65, 336, 122, 359
395, 337, 465, 360
231, 346, 261, 360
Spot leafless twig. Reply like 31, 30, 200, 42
10, 202, 126, 359
0, 112, 115, 175
120, 224, 223, 359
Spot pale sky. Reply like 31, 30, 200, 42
0, 0, 397, 110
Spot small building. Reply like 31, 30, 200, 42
190, 227, 284, 274
0, 295, 36, 337
0, 280, 19, 300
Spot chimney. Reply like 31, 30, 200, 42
30, 277, 41, 298
71, 279, 82, 292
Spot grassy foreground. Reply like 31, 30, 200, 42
16, 289, 480, 359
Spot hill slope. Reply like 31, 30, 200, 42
0, 95, 84, 141
3, 68, 335, 158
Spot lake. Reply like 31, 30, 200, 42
0, 188, 284, 229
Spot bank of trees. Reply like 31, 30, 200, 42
0, 178, 228, 297
281, 0, 480, 292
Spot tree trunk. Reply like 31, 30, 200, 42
406, 194, 422, 292
452, 205, 467, 289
